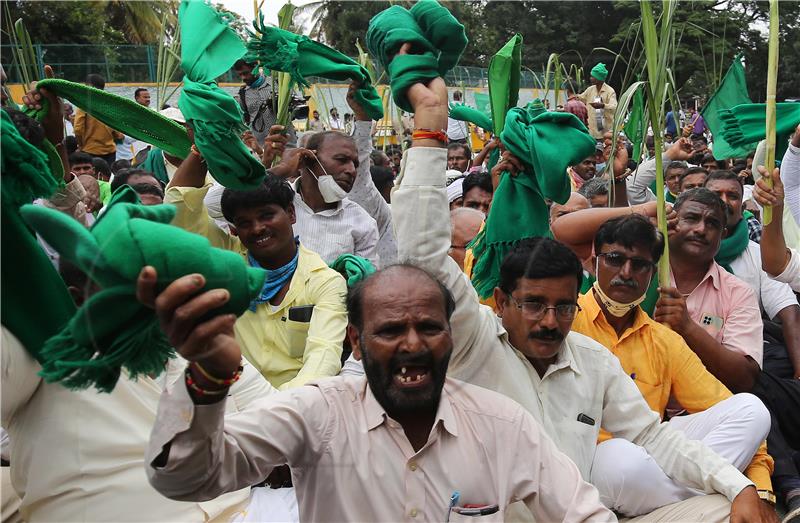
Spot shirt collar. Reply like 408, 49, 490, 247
579, 290, 650, 339
292, 181, 344, 215
670, 261, 721, 293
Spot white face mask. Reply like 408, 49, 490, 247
309, 154, 348, 203
592, 258, 649, 317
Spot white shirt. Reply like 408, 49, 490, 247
446, 115, 469, 141
730, 240, 798, 320
1, 327, 273, 522
291, 183, 380, 267
775, 248, 800, 292
328, 116, 343, 130
391, 146, 752, 503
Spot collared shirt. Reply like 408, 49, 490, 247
392, 146, 752, 503
146, 376, 615, 522
572, 291, 773, 491
578, 83, 617, 139
292, 181, 380, 267
164, 183, 347, 389
730, 240, 797, 320
1, 327, 271, 522
240, 78, 297, 146
672, 261, 764, 367
564, 96, 589, 126
73, 109, 122, 155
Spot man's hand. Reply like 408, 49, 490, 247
394, 43, 448, 141
242, 130, 263, 156
21, 65, 64, 146
261, 125, 289, 167
346, 81, 370, 122
730, 486, 778, 523
654, 287, 694, 335
590, 102, 604, 109
666, 137, 695, 161
752, 166, 783, 209
136, 266, 242, 378
270, 147, 314, 179
490, 149, 523, 190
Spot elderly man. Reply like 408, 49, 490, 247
449, 207, 483, 269
579, 63, 617, 139
138, 264, 614, 522
392, 70, 769, 521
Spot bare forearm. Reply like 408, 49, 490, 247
551, 203, 652, 256
169, 151, 207, 189
680, 322, 759, 392
776, 305, 800, 378
761, 206, 791, 275
611, 178, 628, 207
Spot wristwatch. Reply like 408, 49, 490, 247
757, 489, 776, 506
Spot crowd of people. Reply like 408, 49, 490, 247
2, 8, 800, 523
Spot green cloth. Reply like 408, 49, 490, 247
488, 34, 522, 136
25, 79, 191, 160
665, 191, 677, 204
98, 179, 112, 207
718, 102, 800, 162
140, 147, 169, 185
1, 109, 76, 361
625, 83, 645, 162
178, 0, 266, 190
590, 63, 609, 82
449, 103, 493, 133
469, 101, 597, 298
702, 54, 753, 160
715, 211, 752, 273
329, 254, 376, 287
366, 0, 467, 113
473, 92, 491, 119
19, 186, 267, 392
247, 24, 383, 121
581, 273, 659, 317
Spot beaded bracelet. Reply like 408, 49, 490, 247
412, 129, 448, 144
191, 360, 244, 387
185, 367, 229, 397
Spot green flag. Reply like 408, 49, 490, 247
701, 54, 754, 160
624, 84, 645, 162
488, 34, 522, 136
473, 92, 491, 119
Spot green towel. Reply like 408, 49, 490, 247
329, 254, 376, 288
469, 101, 597, 299
1, 109, 76, 361
366, 0, 467, 113
488, 34, 522, 136
25, 79, 191, 160
19, 186, 267, 392
715, 210, 752, 273
178, 0, 266, 190
140, 147, 169, 185
247, 23, 383, 121
718, 102, 800, 161
449, 103, 493, 133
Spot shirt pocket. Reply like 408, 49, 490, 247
447, 508, 503, 522
285, 319, 310, 359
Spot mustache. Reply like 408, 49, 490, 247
686, 234, 709, 244
389, 350, 434, 371
610, 277, 638, 289
529, 328, 564, 342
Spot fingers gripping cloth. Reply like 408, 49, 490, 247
246, 21, 384, 121
718, 102, 800, 161
329, 254, 376, 288
19, 186, 267, 392
24, 79, 192, 160
178, 0, 266, 189
366, 0, 468, 113
469, 102, 597, 299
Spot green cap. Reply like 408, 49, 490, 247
590, 62, 608, 82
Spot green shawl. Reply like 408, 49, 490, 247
715, 211, 752, 273
178, 0, 266, 190
1, 109, 76, 361
20, 186, 267, 392
247, 23, 383, 121
718, 102, 800, 161
469, 102, 597, 298
366, 0, 467, 113
329, 254, 376, 287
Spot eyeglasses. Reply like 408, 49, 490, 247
506, 295, 580, 321
598, 252, 654, 274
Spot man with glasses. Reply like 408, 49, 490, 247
571, 214, 773, 518
393, 72, 768, 521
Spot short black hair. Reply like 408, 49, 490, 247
134, 88, 148, 99
370, 149, 390, 167
691, 133, 708, 144
306, 130, 352, 152
577, 177, 609, 200
64, 135, 79, 155
130, 182, 164, 200
4, 108, 44, 146
92, 157, 111, 179
594, 214, 664, 263
221, 174, 295, 223
110, 168, 159, 192
370, 166, 394, 193
86, 74, 105, 90
346, 264, 455, 330
462, 171, 493, 197
447, 142, 471, 158
498, 237, 583, 295
110, 159, 131, 174
705, 169, 743, 196
673, 187, 728, 228
678, 166, 708, 189
233, 59, 256, 70
69, 151, 94, 167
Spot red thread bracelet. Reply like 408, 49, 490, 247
412, 129, 448, 143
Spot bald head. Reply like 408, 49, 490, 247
450, 207, 484, 269
550, 192, 590, 224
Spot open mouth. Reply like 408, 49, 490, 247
393, 365, 432, 389
253, 234, 273, 247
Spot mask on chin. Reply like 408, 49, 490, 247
309, 154, 348, 203
592, 258, 649, 317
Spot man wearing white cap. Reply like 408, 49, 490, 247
447, 176, 465, 209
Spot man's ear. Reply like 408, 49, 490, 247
347, 324, 362, 360
286, 203, 296, 225
493, 286, 507, 318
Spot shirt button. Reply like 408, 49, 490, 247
408, 462, 417, 471
409, 508, 418, 518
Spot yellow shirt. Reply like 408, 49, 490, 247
165, 184, 347, 389
578, 83, 617, 139
572, 290, 773, 492
73, 109, 123, 155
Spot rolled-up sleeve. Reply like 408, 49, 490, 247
164, 184, 243, 254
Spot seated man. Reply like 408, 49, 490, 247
140, 265, 614, 522
162, 151, 347, 389
392, 71, 765, 521
571, 213, 773, 516
577, 177, 610, 208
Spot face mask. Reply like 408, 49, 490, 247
309, 154, 348, 203
592, 258, 649, 317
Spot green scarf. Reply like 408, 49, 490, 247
665, 190, 677, 204
449, 103, 493, 133
488, 34, 522, 137
715, 210, 752, 273
25, 79, 191, 160
247, 24, 383, 121
469, 102, 597, 298
366, 0, 467, 113
20, 186, 267, 392
718, 102, 800, 161
140, 147, 169, 185
178, 0, 266, 190
1, 109, 76, 361
330, 254, 376, 287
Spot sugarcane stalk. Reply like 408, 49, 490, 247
762, 0, 779, 226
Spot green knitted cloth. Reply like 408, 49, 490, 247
247, 23, 383, 121
470, 101, 597, 298
449, 103, 493, 133
329, 254, 376, 287
718, 102, 800, 161
19, 186, 267, 392
366, 0, 467, 113
1, 109, 76, 361
178, 0, 266, 190
488, 34, 522, 137
25, 79, 191, 160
